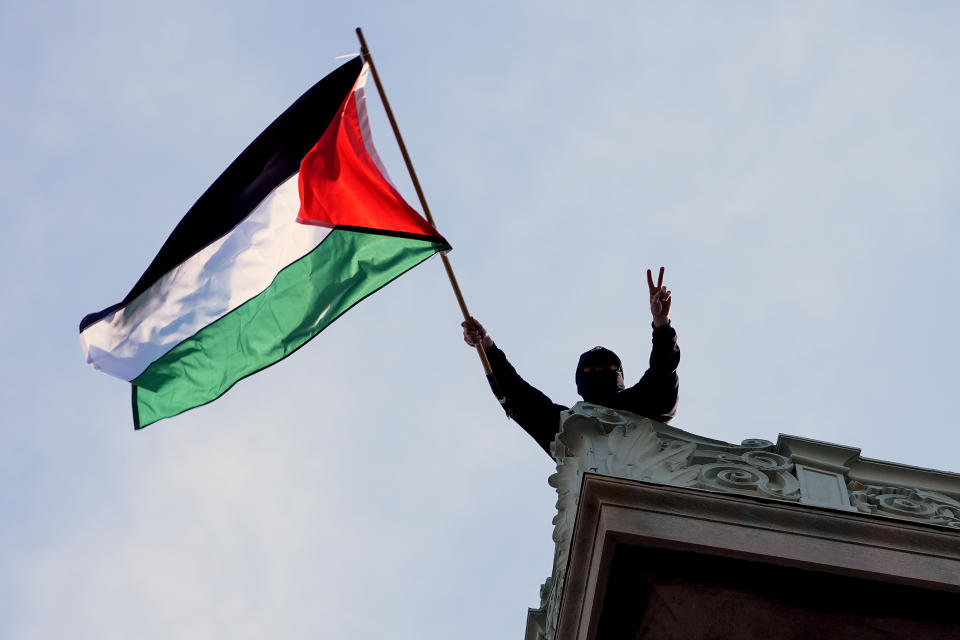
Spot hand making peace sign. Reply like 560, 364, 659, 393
647, 266, 672, 328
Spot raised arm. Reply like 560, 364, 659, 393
462, 317, 563, 455
617, 268, 680, 421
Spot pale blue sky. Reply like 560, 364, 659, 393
3, 1, 960, 638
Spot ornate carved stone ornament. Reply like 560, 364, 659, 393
525, 403, 960, 640
536, 403, 804, 639
848, 482, 960, 529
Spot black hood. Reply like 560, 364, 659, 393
575, 346, 624, 404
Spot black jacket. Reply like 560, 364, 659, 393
485, 324, 680, 456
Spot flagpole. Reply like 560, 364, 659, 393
355, 28, 506, 403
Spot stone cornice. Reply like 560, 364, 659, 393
524, 403, 960, 640
554, 477, 960, 640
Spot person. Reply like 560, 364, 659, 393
462, 267, 680, 457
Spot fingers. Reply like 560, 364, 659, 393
649, 275, 672, 325
651, 287, 671, 312
659, 289, 672, 314
461, 318, 474, 344
647, 267, 666, 293
462, 327, 479, 347
461, 316, 487, 347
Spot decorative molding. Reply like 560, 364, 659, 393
538, 403, 799, 639
527, 403, 960, 640
848, 482, 960, 529
556, 476, 960, 640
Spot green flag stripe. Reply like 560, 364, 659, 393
131, 228, 449, 428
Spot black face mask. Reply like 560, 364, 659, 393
577, 369, 625, 405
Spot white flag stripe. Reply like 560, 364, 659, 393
80, 174, 332, 381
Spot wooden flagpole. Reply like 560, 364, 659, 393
355, 28, 504, 400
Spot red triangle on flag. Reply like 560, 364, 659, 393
297, 66, 439, 238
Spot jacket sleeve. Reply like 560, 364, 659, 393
485, 343, 564, 456
617, 324, 680, 423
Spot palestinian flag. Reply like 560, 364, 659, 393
79, 57, 450, 428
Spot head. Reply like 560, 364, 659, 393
575, 346, 625, 405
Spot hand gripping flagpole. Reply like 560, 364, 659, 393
355, 28, 507, 409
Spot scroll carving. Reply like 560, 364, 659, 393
538, 404, 799, 639
848, 482, 960, 529
529, 404, 960, 640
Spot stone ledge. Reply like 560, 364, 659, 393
526, 404, 960, 640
